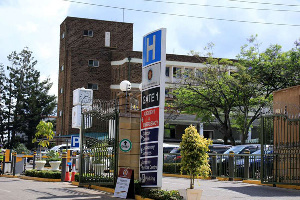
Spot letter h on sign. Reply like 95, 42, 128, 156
143, 30, 162, 66
147, 35, 155, 62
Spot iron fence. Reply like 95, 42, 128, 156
163, 152, 264, 180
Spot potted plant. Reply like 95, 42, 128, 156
179, 125, 212, 200
46, 150, 61, 171
32, 121, 55, 170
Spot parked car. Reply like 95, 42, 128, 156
163, 143, 179, 154
208, 144, 232, 154
223, 144, 261, 155
220, 144, 261, 176
50, 144, 80, 153
235, 146, 273, 179
164, 147, 181, 163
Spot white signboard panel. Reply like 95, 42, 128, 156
73, 88, 93, 106
72, 105, 81, 128
142, 63, 161, 90
72, 105, 92, 129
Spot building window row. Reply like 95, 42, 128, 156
84, 30, 93, 37
88, 60, 99, 67
165, 66, 204, 79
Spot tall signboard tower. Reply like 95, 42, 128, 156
140, 28, 166, 187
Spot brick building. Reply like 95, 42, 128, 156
57, 17, 259, 143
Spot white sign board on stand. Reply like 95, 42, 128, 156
140, 28, 166, 188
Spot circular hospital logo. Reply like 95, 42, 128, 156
148, 68, 153, 81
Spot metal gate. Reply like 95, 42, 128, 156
261, 114, 300, 185
79, 99, 119, 186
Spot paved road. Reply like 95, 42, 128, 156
1, 176, 300, 200
0, 177, 116, 200
162, 177, 300, 200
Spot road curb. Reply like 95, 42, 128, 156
242, 180, 300, 190
20, 176, 61, 182
216, 177, 242, 181
71, 181, 154, 200
163, 173, 211, 180
0, 174, 19, 178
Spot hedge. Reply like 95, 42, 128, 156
163, 163, 187, 175
25, 169, 61, 179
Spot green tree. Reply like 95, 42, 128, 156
32, 121, 54, 160
3, 47, 56, 148
234, 35, 300, 143
180, 125, 212, 189
174, 55, 240, 145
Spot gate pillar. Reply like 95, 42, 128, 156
118, 93, 141, 180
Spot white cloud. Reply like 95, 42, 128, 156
0, 0, 70, 97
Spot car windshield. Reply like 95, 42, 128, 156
170, 148, 180, 154
252, 149, 261, 154
223, 146, 246, 154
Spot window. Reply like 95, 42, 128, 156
196, 69, 203, 77
164, 124, 176, 139
105, 32, 110, 47
184, 68, 193, 78
60, 88, 63, 94
59, 110, 63, 117
61, 32, 65, 39
83, 30, 93, 37
165, 67, 170, 77
61, 65, 64, 71
88, 83, 98, 90
173, 67, 181, 78
88, 60, 99, 67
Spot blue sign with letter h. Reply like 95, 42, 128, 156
71, 135, 80, 148
143, 30, 162, 66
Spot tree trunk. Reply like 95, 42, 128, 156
190, 174, 195, 189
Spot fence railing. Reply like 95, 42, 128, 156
163, 152, 264, 180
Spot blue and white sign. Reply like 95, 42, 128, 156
71, 135, 80, 148
141, 28, 166, 188
143, 30, 162, 66
140, 172, 158, 186
141, 128, 159, 143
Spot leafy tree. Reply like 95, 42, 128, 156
234, 35, 300, 143
1, 47, 56, 148
173, 54, 240, 145
180, 125, 211, 189
32, 121, 54, 160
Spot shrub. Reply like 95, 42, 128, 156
46, 150, 61, 161
163, 163, 188, 175
13, 143, 30, 154
25, 169, 61, 179
180, 125, 212, 189
146, 189, 182, 200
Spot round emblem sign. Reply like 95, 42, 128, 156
119, 139, 132, 152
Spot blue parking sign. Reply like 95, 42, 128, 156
143, 30, 162, 66
71, 135, 80, 148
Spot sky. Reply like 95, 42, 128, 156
0, 0, 299, 96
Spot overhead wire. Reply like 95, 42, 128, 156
143, 0, 300, 13
61, 0, 300, 27
226, 0, 300, 8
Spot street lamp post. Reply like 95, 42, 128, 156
120, 80, 131, 112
